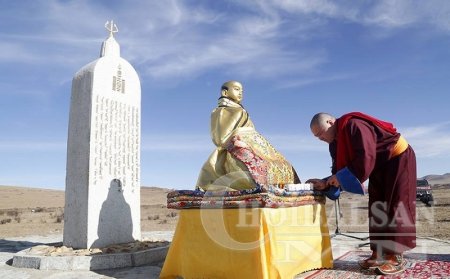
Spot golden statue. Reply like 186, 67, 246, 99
196, 81, 300, 191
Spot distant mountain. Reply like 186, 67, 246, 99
421, 173, 450, 185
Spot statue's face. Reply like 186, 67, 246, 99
224, 82, 243, 103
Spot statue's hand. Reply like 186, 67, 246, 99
305, 178, 328, 191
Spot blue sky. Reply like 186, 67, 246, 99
1, 0, 449, 190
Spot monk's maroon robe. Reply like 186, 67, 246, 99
330, 116, 417, 254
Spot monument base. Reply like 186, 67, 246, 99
12, 241, 169, 271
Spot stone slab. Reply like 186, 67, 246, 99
64, 24, 141, 249
12, 245, 169, 271
132, 246, 169, 267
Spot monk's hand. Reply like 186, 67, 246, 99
326, 175, 340, 188
306, 178, 328, 191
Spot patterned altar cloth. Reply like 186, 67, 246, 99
167, 185, 326, 209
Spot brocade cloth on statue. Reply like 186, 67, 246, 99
196, 99, 300, 191
160, 205, 333, 279
226, 127, 298, 187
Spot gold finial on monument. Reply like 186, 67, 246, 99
105, 20, 119, 38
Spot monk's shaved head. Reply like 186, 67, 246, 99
310, 113, 335, 129
310, 112, 337, 143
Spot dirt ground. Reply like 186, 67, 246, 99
0, 186, 178, 238
1, 184, 449, 240
324, 185, 450, 240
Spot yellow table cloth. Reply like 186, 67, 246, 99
160, 204, 333, 279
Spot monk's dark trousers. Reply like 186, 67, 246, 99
368, 146, 417, 254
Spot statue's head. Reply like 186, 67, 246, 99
221, 81, 243, 104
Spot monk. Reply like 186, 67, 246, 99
196, 81, 300, 191
306, 112, 416, 276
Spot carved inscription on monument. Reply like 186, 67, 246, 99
91, 95, 139, 189
112, 65, 126, 93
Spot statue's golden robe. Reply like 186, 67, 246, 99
196, 98, 300, 191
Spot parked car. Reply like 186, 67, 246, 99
416, 179, 434, 206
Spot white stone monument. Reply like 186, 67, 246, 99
64, 21, 141, 249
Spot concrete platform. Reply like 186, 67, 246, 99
1, 231, 450, 279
